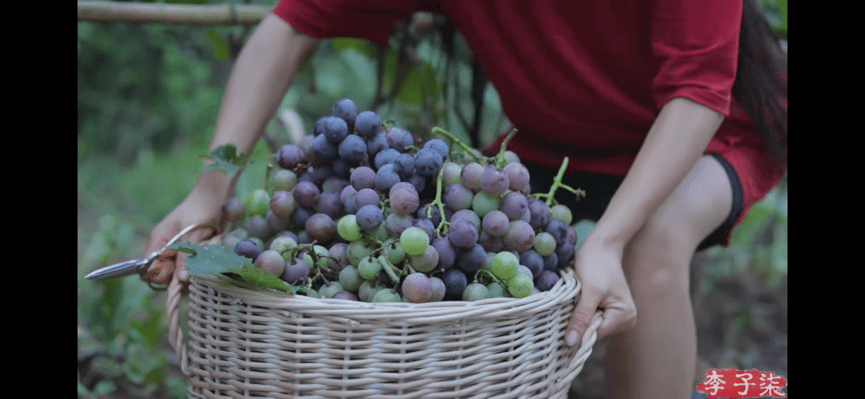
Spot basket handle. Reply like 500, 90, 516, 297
166, 267, 190, 376
558, 310, 604, 390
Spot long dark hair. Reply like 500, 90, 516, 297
733, 0, 788, 169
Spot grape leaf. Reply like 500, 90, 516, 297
201, 144, 248, 177
167, 242, 292, 293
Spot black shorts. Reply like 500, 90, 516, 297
523, 153, 744, 251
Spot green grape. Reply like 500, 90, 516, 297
358, 256, 383, 280
337, 215, 363, 242
372, 289, 402, 302
549, 204, 573, 226
487, 282, 507, 298
462, 283, 492, 301
491, 251, 518, 280
246, 189, 271, 217
507, 273, 534, 298
400, 227, 430, 256
319, 282, 344, 298
533, 232, 557, 256
471, 191, 501, 218
346, 240, 374, 266
385, 240, 406, 265
339, 265, 363, 292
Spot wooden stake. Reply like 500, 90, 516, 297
77, 1, 271, 25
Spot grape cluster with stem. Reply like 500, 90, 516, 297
217, 98, 585, 303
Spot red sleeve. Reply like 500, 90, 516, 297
649, 0, 742, 116
273, 0, 423, 45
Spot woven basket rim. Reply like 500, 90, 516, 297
189, 268, 580, 321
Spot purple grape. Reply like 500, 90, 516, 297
519, 249, 544, 278
543, 218, 569, 244
246, 215, 271, 240
535, 270, 560, 292
443, 183, 473, 211
393, 153, 416, 180
386, 127, 414, 153
527, 198, 550, 231
417, 203, 442, 226
290, 207, 315, 228
456, 243, 487, 273
293, 181, 320, 208
412, 218, 435, 242
385, 213, 414, 237
482, 210, 510, 237
543, 252, 559, 272
276, 144, 305, 170
556, 242, 576, 267
414, 148, 443, 176
375, 164, 401, 192
422, 138, 449, 160
503, 162, 530, 192
460, 162, 484, 192
389, 183, 420, 216
266, 210, 289, 233
447, 218, 478, 249
222, 197, 245, 222
313, 116, 328, 136
374, 148, 400, 170
332, 291, 359, 301
254, 249, 286, 277
332, 98, 359, 128
331, 157, 352, 179
480, 167, 509, 197
281, 258, 310, 284
234, 239, 260, 260
450, 209, 481, 231
407, 173, 427, 193
270, 190, 297, 219
350, 166, 376, 191
441, 268, 468, 300
500, 192, 529, 221
431, 237, 456, 270
322, 115, 349, 144
401, 272, 433, 303
338, 134, 367, 165
322, 177, 349, 193
305, 213, 337, 244
367, 132, 389, 158
354, 110, 382, 138
355, 204, 384, 232
503, 220, 535, 252
354, 188, 380, 209
311, 132, 339, 161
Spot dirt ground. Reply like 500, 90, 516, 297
568, 251, 788, 398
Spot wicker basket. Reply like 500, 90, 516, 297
167, 268, 602, 399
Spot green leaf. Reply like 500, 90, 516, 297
168, 242, 292, 292
201, 143, 247, 177
206, 30, 231, 62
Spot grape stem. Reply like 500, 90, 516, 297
427, 151, 450, 237
377, 255, 402, 284
431, 127, 485, 163
532, 157, 587, 206
494, 126, 518, 168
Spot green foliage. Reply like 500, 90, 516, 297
201, 143, 248, 177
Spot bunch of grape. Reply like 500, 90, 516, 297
217, 98, 580, 303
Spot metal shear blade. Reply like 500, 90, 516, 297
83, 223, 214, 281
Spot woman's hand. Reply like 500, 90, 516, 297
141, 171, 231, 286
565, 237, 637, 347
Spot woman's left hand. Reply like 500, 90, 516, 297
564, 238, 637, 347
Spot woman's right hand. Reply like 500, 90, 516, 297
141, 171, 233, 287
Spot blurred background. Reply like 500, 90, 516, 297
76, 0, 788, 397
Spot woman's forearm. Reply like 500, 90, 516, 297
584, 97, 725, 251
196, 14, 319, 198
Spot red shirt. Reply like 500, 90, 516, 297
273, 0, 779, 201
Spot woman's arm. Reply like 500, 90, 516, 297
565, 96, 724, 345
142, 14, 319, 286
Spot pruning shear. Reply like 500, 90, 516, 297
84, 223, 218, 286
